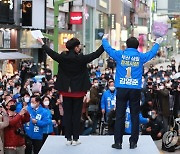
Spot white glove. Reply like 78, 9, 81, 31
102, 34, 109, 40
155, 37, 163, 44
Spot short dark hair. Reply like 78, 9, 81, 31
126, 37, 139, 49
66, 38, 80, 50
31, 95, 41, 103
93, 78, 98, 82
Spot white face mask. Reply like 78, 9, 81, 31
24, 97, 30, 103
94, 83, 99, 87
157, 80, 161, 84
159, 86, 164, 90
164, 77, 168, 81
151, 114, 156, 119
142, 78, 145, 82
166, 83, 171, 87
31, 103, 36, 109
109, 86, 115, 91
105, 71, 109, 74
0, 91, 3, 95
148, 73, 151, 77
43, 101, 50, 106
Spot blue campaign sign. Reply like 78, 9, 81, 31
33, 75, 45, 82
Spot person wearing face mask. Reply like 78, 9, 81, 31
166, 65, 172, 76
26, 95, 49, 154
37, 37, 104, 146
101, 80, 116, 121
23, 92, 31, 106
88, 78, 102, 134
163, 74, 170, 82
4, 99, 30, 154
157, 66, 164, 77
45, 64, 52, 81
104, 68, 113, 81
142, 110, 164, 140
157, 82, 170, 132
42, 96, 55, 144
156, 77, 161, 84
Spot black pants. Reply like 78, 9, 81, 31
32, 139, 43, 154
63, 97, 83, 141
114, 88, 141, 144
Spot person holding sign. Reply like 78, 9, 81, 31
102, 35, 163, 149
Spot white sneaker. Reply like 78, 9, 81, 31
66, 140, 72, 146
72, 140, 81, 146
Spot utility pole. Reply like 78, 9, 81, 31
43, 0, 74, 75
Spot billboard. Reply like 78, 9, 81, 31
22, 0, 45, 29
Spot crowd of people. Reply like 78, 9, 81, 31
0, 54, 179, 153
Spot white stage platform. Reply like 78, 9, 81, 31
39, 135, 160, 154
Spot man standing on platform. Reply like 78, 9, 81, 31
102, 34, 163, 149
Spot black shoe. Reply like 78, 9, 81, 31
112, 143, 122, 149
130, 142, 137, 149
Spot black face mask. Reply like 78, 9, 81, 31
9, 105, 16, 111
147, 82, 153, 86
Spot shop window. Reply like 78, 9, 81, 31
22, 1, 32, 26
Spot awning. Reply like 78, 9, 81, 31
0, 52, 33, 60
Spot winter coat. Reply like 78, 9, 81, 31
42, 45, 104, 92
4, 112, 30, 148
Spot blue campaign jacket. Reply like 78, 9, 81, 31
102, 39, 160, 89
26, 105, 49, 140
125, 106, 148, 134
101, 89, 116, 113
43, 108, 53, 134
95, 70, 101, 78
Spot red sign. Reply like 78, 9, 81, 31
70, 12, 83, 24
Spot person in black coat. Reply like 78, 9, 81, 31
37, 37, 104, 146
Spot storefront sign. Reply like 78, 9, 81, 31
109, 14, 116, 29
69, 12, 83, 24
99, 14, 104, 29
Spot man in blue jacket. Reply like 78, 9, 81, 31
101, 79, 116, 121
26, 95, 49, 154
102, 34, 163, 149
125, 104, 149, 134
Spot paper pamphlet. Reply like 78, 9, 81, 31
31, 30, 44, 39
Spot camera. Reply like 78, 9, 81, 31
15, 128, 25, 137
16, 97, 23, 102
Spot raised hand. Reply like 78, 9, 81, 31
37, 37, 45, 45
155, 37, 163, 44
102, 34, 109, 40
